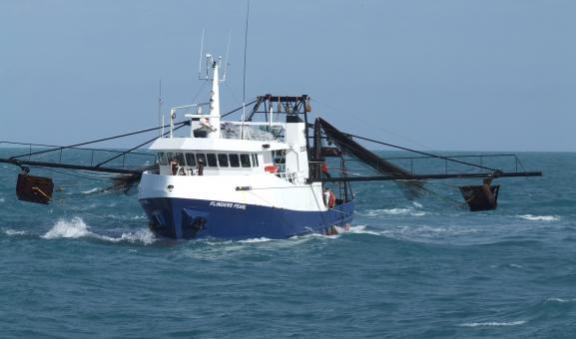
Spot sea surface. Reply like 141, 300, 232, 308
1, 150, 576, 338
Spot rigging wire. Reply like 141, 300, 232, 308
311, 98, 434, 152
9, 121, 188, 160
221, 99, 257, 118
342, 132, 500, 173
6, 101, 255, 168
95, 123, 187, 168
190, 80, 208, 105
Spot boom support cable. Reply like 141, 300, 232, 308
9, 121, 188, 160
342, 132, 500, 173
94, 122, 188, 168
221, 99, 257, 118
8, 101, 255, 161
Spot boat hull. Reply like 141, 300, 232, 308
139, 197, 354, 240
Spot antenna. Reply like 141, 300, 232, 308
241, 0, 251, 121
198, 28, 206, 79
158, 79, 163, 137
221, 31, 232, 82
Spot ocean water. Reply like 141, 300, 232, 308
1, 151, 576, 338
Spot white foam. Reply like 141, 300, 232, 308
380, 225, 479, 240
115, 229, 156, 245
239, 237, 272, 243
42, 217, 155, 245
3, 229, 26, 236
343, 225, 380, 236
106, 214, 147, 221
362, 208, 426, 217
43, 217, 91, 239
517, 214, 559, 222
0, 197, 5, 203
460, 320, 526, 327
81, 187, 101, 195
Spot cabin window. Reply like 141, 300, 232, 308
158, 152, 168, 165
207, 153, 217, 167
240, 154, 251, 168
166, 152, 174, 161
273, 150, 286, 164
251, 154, 259, 167
175, 153, 185, 165
196, 153, 206, 166
185, 153, 196, 167
218, 154, 229, 167
229, 154, 240, 167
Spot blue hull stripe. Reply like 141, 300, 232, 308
139, 198, 354, 240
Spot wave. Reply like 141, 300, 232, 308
81, 187, 102, 195
360, 208, 426, 217
545, 297, 576, 304
239, 237, 272, 243
105, 214, 147, 221
42, 217, 155, 245
380, 225, 480, 240
342, 225, 380, 236
517, 214, 560, 222
459, 320, 526, 327
0, 197, 5, 203
115, 229, 156, 245
42, 217, 91, 239
3, 229, 27, 236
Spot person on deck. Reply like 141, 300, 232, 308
197, 158, 205, 176
170, 159, 179, 176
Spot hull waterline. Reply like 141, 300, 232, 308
140, 197, 354, 240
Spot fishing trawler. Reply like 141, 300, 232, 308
0, 53, 543, 240
138, 55, 354, 239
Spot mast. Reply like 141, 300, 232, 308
208, 56, 221, 139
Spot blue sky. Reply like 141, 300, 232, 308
1, 0, 574, 151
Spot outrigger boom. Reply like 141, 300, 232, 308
319, 171, 542, 183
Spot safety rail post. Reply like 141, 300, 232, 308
29, 144, 32, 160
59, 148, 63, 163
445, 159, 448, 174
90, 150, 95, 166
122, 154, 126, 168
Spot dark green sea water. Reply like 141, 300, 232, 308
1, 151, 575, 338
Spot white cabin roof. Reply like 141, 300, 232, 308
149, 137, 288, 152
